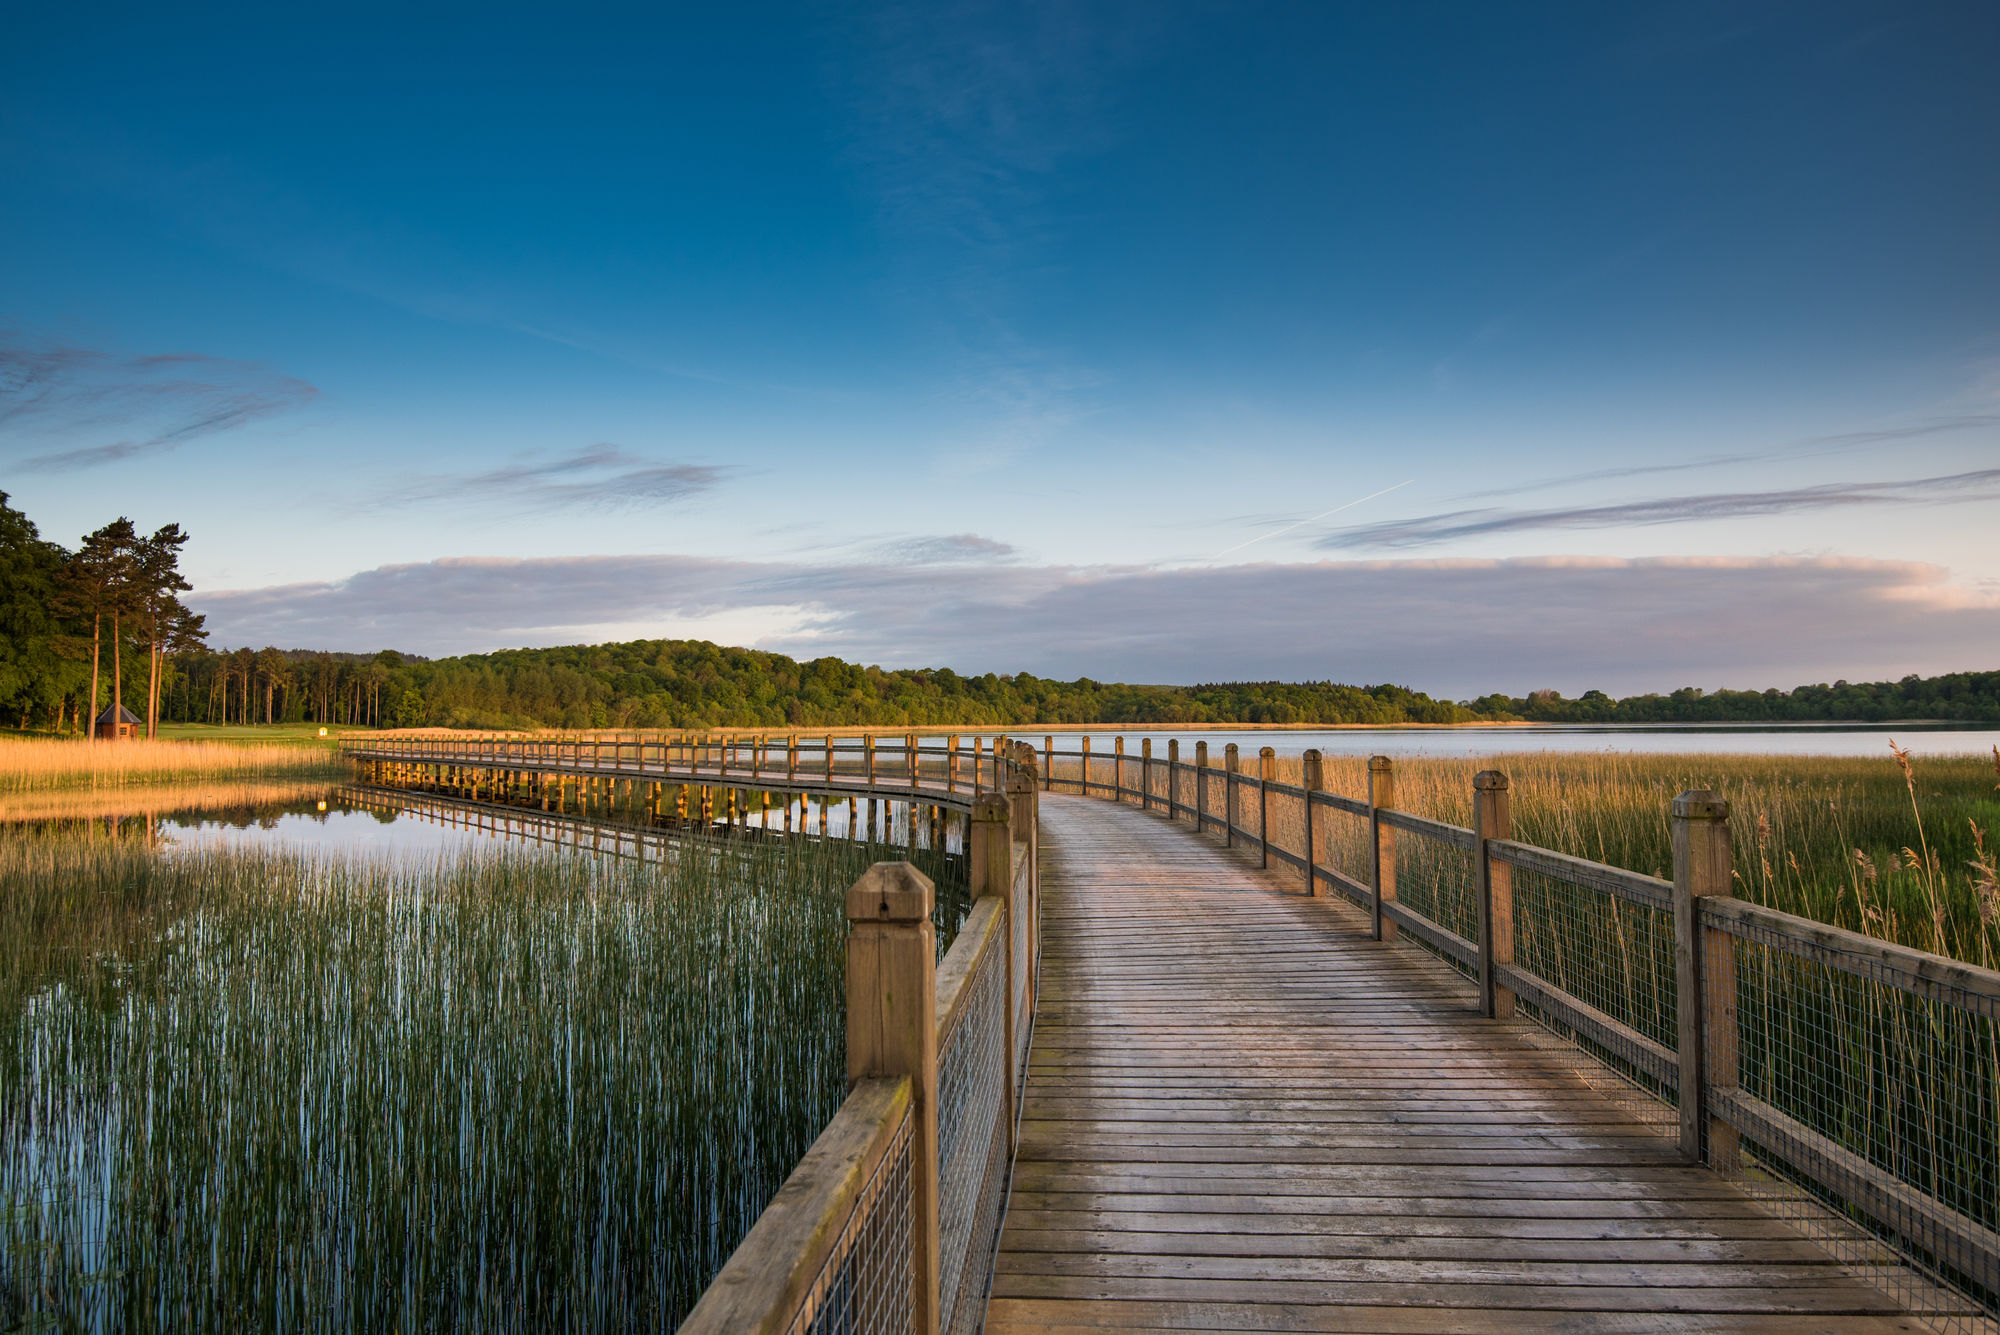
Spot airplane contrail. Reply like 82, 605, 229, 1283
1211, 479, 1415, 559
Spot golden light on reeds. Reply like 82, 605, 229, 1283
0, 737, 347, 793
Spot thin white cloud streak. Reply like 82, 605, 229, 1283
372, 446, 731, 513
1212, 479, 1414, 558
1456, 413, 2000, 503
1321, 469, 2000, 550
194, 552, 2000, 698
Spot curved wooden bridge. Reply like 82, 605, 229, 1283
993, 794, 1946, 1333
345, 734, 2000, 1334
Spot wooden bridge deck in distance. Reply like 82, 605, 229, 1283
985, 794, 1975, 1335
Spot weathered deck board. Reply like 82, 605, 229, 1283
987, 795, 1978, 1334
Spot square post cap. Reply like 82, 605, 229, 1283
971, 792, 1012, 823
1672, 790, 1729, 821
1474, 770, 1509, 791
847, 862, 935, 922
1368, 754, 1394, 772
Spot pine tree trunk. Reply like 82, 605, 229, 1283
111, 611, 122, 734
147, 632, 161, 739
88, 612, 102, 742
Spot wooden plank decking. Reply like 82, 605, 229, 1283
986, 794, 1956, 1334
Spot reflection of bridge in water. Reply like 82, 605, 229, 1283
343, 735, 2000, 1334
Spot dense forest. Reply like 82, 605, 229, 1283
1470, 673, 2000, 725
5, 493, 1997, 734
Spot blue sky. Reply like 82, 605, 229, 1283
4, 2, 1998, 695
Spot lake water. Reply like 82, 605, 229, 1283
946, 723, 2000, 759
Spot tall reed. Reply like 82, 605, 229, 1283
0, 738, 347, 793
0, 824, 927, 1330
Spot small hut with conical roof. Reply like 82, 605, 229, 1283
94, 703, 141, 741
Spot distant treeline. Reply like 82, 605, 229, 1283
152, 639, 2000, 733
1469, 673, 2000, 725
156, 640, 1480, 730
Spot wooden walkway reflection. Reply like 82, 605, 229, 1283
986, 795, 1945, 1334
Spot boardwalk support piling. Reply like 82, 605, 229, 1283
1302, 748, 1323, 895
846, 861, 939, 1332
1194, 742, 1209, 833
1673, 788, 1734, 1166
1258, 746, 1275, 869
1474, 770, 1514, 1018
1223, 743, 1239, 848
1369, 755, 1397, 942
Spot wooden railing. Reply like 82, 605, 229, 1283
1042, 737, 2000, 1325
678, 763, 1039, 1335
340, 732, 1019, 812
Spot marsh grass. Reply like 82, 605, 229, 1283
0, 780, 329, 826
1253, 747, 2000, 966
0, 738, 348, 794
0, 822, 931, 1331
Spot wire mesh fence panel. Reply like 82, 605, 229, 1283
1013, 872, 1032, 1092
1706, 916, 2000, 1329
1505, 861, 1679, 1115
935, 926, 1010, 1335
1169, 762, 1197, 824
1386, 825, 1479, 980
1313, 801, 1375, 906
793, 1104, 916, 1335
1262, 785, 1310, 884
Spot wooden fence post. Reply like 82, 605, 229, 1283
1194, 742, 1209, 833
1257, 746, 1275, 869
1302, 749, 1323, 895
845, 862, 939, 1333
1673, 789, 1737, 1167
969, 792, 1013, 903
1141, 738, 1153, 812
1369, 755, 1397, 942
1223, 744, 1239, 848
1168, 740, 1180, 821
1043, 735, 1053, 793
1079, 736, 1090, 797
1474, 770, 1514, 1019
947, 735, 959, 794
1114, 737, 1126, 803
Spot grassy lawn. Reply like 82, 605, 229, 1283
160, 721, 375, 744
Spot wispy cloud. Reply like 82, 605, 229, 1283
1320, 469, 2000, 550
374, 445, 730, 512
1460, 414, 2000, 502
0, 332, 318, 471
194, 552, 2000, 697
876, 533, 1016, 564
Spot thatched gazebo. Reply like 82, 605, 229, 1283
94, 703, 141, 740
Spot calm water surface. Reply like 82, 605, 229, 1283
947, 723, 2000, 759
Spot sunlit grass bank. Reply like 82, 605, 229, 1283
0, 737, 349, 794
0, 828, 947, 1330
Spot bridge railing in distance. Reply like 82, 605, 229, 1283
677, 749, 1040, 1335
1040, 734, 2000, 1330
339, 732, 1024, 807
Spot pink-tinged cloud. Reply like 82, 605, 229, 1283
191, 553, 2000, 697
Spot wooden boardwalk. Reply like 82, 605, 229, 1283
986, 795, 1943, 1334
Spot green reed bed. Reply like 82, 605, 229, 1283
1, 825, 959, 1331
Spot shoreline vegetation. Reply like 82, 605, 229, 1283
4, 632, 1998, 737
0, 831, 939, 1328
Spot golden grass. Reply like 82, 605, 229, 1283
0, 737, 348, 793
0, 780, 329, 825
